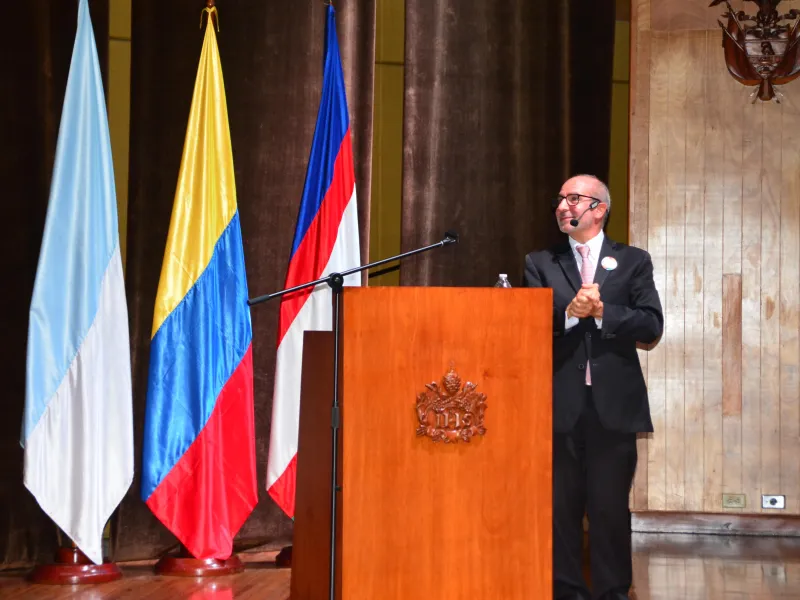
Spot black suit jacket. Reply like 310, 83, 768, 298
522, 236, 663, 434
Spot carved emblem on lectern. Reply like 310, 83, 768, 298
415, 367, 487, 443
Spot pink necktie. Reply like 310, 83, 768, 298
576, 245, 593, 385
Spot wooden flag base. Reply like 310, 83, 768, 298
155, 545, 245, 577
28, 546, 122, 585
274, 545, 292, 568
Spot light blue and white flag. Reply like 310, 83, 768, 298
22, 0, 133, 565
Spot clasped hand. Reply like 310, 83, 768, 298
567, 283, 603, 319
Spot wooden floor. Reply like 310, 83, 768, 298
1, 534, 799, 599
0, 550, 291, 600
629, 533, 800, 599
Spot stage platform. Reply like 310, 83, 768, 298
1, 534, 799, 599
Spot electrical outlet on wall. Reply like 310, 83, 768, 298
762, 494, 785, 509
722, 493, 746, 508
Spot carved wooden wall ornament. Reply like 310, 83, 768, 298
415, 367, 487, 443
711, 0, 800, 102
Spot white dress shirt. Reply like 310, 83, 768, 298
565, 230, 604, 331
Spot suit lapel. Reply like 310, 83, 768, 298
593, 236, 616, 289
556, 245, 582, 293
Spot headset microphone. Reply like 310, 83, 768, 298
569, 200, 601, 227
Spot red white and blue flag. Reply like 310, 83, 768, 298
266, 4, 361, 518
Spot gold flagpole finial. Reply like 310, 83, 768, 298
200, 0, 219, 31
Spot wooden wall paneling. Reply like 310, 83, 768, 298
629, 4, 651, 251
669, 0, 715, 32
760, 97, 782, 514
649, 0, 669, 32
629, 2, 651, 510
635, 0, 650, 31
683, 30, 705, 512
630, 0, 800, 516
740, 98, 763, 513
665, 30, 688, 511
780, 89, 800, 515
722, 277, 743, 410
720, 49, 744, 512
701, 30, 724, 513
646, 30, 670, 511
651, 0, 727, 32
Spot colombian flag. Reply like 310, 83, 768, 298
266, 4, 361, 518
140, 7, 257, 560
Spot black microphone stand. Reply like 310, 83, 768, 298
247, 231, 458, 600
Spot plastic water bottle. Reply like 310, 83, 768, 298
494, 274, 512, 288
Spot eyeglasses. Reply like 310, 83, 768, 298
552, 193, 605, 209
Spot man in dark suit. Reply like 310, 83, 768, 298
522, 175, 663, 600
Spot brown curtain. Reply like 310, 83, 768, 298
570, 0, 616, 182
0, 0, 108, 568
401, 0, 615, 287
116, 0, 374, 561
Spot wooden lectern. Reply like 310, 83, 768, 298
290, 287, 553, 599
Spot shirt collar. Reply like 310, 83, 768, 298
568, 230, 605, 259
